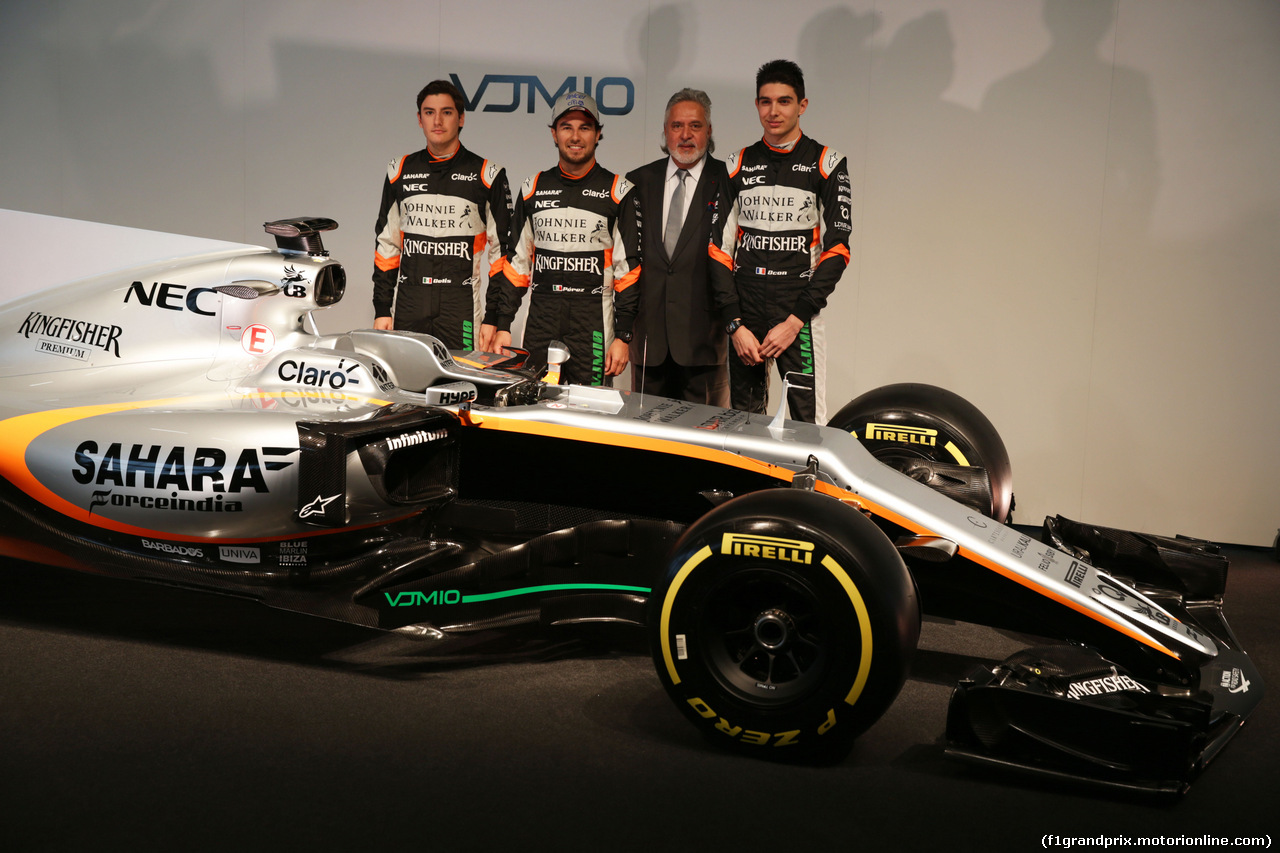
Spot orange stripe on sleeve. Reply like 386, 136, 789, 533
709, 241, 733, 270
500, 257, 530, 288
818, 244, 851, 266
374, 251, 401, 272
614, 266, 641, 291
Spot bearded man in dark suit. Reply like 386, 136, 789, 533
625, 89, 730, 406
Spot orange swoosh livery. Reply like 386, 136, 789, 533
464, 410, 1181, 661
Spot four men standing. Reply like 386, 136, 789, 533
371, 62, 850, 422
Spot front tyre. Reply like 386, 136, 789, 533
828, 383, 1014, 522
651, 489, 919, 761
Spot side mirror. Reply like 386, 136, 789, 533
543, 340, 571, 385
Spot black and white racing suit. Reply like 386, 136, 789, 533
372, 143, 513, 350
485, 162, 642, 386
709, 135, 851, 423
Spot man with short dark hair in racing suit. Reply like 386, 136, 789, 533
709, 59, 852, 424
372, 79, 513, 350
482, 91, 642, 386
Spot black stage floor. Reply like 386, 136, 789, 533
2, 542, 1276, 852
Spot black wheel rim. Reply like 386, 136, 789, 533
698, 568, 833, 705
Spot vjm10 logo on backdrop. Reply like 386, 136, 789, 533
449, 74, 634, 115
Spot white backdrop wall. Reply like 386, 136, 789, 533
2, 0, 1277, 545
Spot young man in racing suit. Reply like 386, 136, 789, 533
480, 92, 642, 387
709, 59, 852, 423
371, 79, 513, 351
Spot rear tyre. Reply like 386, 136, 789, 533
651, 489, 919, 761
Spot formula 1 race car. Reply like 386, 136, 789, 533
0, 217, 1262, 795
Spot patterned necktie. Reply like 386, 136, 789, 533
664, 169, 687, 257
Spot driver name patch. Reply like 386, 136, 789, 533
720, 533, 814, 564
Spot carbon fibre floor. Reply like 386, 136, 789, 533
1, 543, 1276, 852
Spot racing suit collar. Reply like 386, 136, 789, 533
762, 132, 802, 153
558, 159, 598, 181
427, 141, 463, 163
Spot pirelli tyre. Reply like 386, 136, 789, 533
828, 383, 1014, 523
651, 489, 919, 762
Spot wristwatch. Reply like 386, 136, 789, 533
615, 329, 634, 343
725, 318, 744, 335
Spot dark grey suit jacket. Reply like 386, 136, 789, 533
626, 156, 730, 367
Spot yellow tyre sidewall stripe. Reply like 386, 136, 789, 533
659, 544, 874, 710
